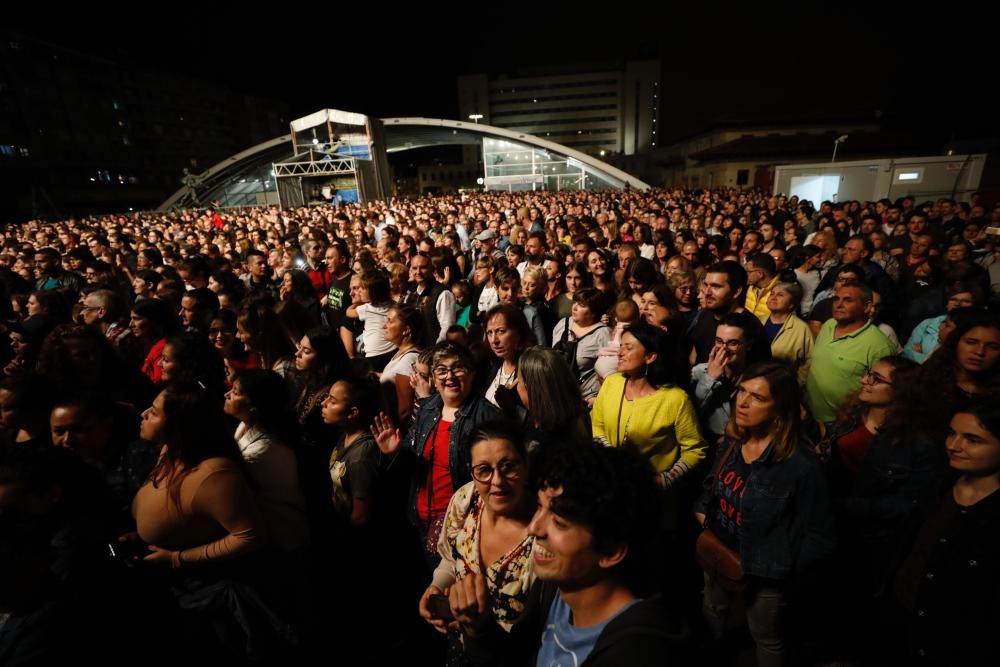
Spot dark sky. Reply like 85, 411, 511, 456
9, 10, 997, 143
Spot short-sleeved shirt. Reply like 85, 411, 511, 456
329, 433, 380, 521
536, 595, 640, 667
805, 320, 897, 423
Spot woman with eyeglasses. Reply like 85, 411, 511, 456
372, 342, 499, 568
667, 269, 699, 328
694, 361, 835, 667
817, 355, 946, 656
419, 422, 536, 645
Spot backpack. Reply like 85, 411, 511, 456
552, 318, 606, 380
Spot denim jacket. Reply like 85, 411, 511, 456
695, 437, 836, 580
399, 393, 500, 525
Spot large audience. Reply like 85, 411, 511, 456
1, 187, 998, 666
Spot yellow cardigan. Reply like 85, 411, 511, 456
769, 314, 814, 386
591, 373, 705, 474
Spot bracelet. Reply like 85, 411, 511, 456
171, 550, 184, 569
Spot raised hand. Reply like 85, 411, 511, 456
371, 412, 402, 455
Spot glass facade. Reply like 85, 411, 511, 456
482, 137, 620, 192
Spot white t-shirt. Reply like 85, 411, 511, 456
380, 350, 418, 385
356, 303, 396, 357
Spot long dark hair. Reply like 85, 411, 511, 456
917, 308, 1000, 439
727, 361, 803, 463
232, 369, 300, 447
163, 332, 227, 397
238, 301, 295, 370
149, 383, 242, 508
621, 321, 688, 388
291, 326, 351, 395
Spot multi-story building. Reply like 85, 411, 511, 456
457, 60, 660, 163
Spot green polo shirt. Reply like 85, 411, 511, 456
805, 319, 896, 423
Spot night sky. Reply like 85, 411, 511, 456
7, 10, 997, 145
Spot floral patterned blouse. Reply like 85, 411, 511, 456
431, 481, 535, 632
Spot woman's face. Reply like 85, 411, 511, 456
140, 392, 168, 442
946, 412, 1000, 477
617, 331, 654, 375
236, 323, 254, 351
486, 314, 519, 362
673, 280, 695, 308
587, 251, 607, 276
570, 300, 594, 326
733, 376, 775, 430
26, 295, 42, 317
349, 276, 368, 305
432, 356, 473, 407
209, 318, 235, 352
223, 380, 252, 422
639, 291, 671, 328
956, 326, 1000, 375
383, 309, 408, 347
158, 343, 178, 382
766, 287, 795, 315
321, 380, 354, 425
280, 272, 295, 299
129, 312, 152, 340
946, 292, 976, 312
728, 229, 743, 247
294, 335, 318, 371
470, 437, 527, 516
858, 359, 896, 407
565, 270, 584, 294
938, 316, 957, 345
655, 242, 670, 260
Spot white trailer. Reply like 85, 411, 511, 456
774, 154, 986, 204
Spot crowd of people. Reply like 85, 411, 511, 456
1, 186, 998, 666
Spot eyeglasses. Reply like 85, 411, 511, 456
471, 459, 523, 484
861, 368, 890, 386
714, 337, 745, 351
433, 365, 470, 380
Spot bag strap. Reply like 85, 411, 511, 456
560, 317, 571, 344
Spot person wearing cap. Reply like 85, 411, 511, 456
474, 229, 505, 265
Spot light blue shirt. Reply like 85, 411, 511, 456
536, 595, 639, 667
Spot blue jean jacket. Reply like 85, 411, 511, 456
695, 437, 836, 580
399, 393, 500, 525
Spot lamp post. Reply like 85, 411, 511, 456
832, 134, 848, 163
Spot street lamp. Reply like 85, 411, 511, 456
831, 134, 848, 163
468, 114, 483, 124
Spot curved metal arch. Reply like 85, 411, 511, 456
382, 117, 650, 190
158, 117, 651, 211
157, 134, 292, 211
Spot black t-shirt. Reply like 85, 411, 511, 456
809, 297, 833, 324
706, 445, 753, 552
326, 271, 354, 317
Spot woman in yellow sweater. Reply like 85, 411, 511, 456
592, 322, 706, 499
764, 281, 814, 386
